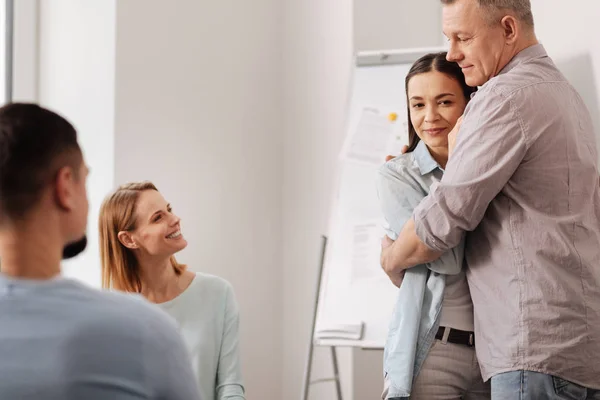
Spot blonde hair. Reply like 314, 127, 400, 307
99, 181, 186, 292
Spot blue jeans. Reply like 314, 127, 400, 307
491, 371, 600, 400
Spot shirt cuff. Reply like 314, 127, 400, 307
414, 203, 450, 253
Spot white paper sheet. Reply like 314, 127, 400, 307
340, 106, 408, 166
349, 219, 387, 283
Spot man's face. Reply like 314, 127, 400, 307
443, 0, 508, 87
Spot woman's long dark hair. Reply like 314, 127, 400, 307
404, 52, 478, 153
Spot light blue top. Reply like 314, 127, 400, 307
0, 274, 201, 400
157, 272, 245, 400
377, 140, 465, 399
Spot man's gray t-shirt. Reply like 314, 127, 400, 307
0, 274, 201, 400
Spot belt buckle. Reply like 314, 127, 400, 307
468, 333, 474, 346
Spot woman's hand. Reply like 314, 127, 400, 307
448, 116, 463, 157
385, 145, 409, 162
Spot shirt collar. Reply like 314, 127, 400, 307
413, 140, 442, 175
498, 43, 548, 76
470, 44, 547, 100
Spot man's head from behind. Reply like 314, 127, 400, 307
441, 0, 536, 86
0, 103, 89, 260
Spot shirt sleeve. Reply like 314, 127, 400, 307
377, 160, 464, 275
413, 90, 528, 252
216, 284, 245, 400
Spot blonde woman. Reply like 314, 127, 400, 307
99, 182, 245, 400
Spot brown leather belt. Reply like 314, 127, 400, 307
435, 327, 475, 347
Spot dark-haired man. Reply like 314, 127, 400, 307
0, 103, 201, 399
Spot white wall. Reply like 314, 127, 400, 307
113, 1, 283, 399
354, 0, 442, 51
38, 0, 116, 288
13, 0, 38, 102
282, 0, 354, 396
530, 1, 600, 152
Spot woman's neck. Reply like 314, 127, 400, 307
428, 146, 449, 169
138, 257, 185, 304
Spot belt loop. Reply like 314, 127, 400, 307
441, 327, 450, 344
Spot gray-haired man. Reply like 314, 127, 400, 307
381, 1, 600, 398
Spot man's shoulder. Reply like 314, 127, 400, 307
61, 279, 151, 310
59, 279, 178, 338
482, 57, 567, 101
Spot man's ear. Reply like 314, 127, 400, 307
54, 166, 76, 211
118, 231, 138, 249
501, 15, 519, 45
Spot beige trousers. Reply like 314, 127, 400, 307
411, 339, 490, 399
384, 339, 490, 399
